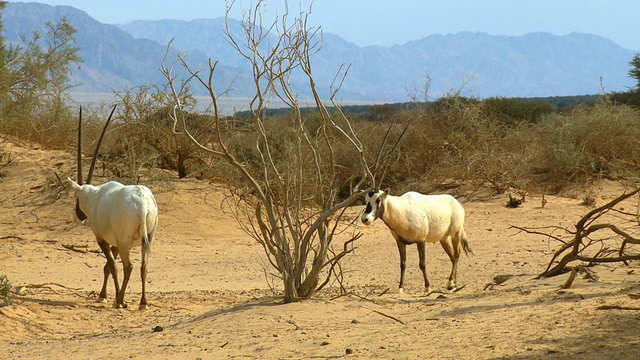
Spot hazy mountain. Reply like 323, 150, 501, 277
3, 2, 637, 101
2, 2, 252, 96
120, 18, 636, 100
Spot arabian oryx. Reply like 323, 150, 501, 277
361, 189, 472, 293
68, 106, 158, 309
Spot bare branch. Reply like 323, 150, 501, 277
520, 188, 640, 278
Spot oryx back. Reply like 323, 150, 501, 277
88, 181, 158, 251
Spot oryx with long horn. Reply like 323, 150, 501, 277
361, 189, 472, 293
360, 123, 472, 293
68, 105, 159, 309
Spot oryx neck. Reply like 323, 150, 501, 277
377, 197, 387, 223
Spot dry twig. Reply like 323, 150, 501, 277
361, 306, 405, 325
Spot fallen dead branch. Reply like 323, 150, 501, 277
596, 305, 640, 311
61, 243, 100, 254
512, 188, 640, 279
361, 306, 405, 325
18, 282, 83, 291
562, 265, 599, 289
330, 288, 386, 305
0, 235, 25, 240
14, 282, 87, 298
562, 268, 577, 289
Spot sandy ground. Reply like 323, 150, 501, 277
2, 138, 640, 360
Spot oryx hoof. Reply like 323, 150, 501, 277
115, 302, 128, 309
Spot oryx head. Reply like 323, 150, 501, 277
361, 188, 389, 225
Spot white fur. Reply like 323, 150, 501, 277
361, 189, 471, 293
69, 178, 158, 309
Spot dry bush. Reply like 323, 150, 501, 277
384, 96, 534, 196
81, 86, 206, 183
353, 97, 640, 198
0, 105, 77, 149
481, 96, 555, 125
0, 142, 15, 178
533, 101, 640, 186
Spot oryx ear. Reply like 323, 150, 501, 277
67, 177, 82, 192
381, 188, 390, 200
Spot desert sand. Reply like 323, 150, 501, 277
2, 138, 640, 360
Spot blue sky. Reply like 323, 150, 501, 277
21, 0, 640, 51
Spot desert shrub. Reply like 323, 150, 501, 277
610, 90, 640, 108
81, 85, 207, 183
481, 96, 555, 125
535, 101, 640, 183
393, 96, 525, 195
364, 104, 399, 122
0, 275, 12, 307
380, 109, 453, 193
0, 18, 81, 149
221, 112, 369, 204
143, 108, 216, 180
348, 96, 640, 197
0, 142, 15, 178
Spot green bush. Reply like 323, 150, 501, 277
0, 18, 81, 149
0, 275, 12, 307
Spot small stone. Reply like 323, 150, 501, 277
152, 325, 164, 333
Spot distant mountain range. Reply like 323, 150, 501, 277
3, 2, 637, 102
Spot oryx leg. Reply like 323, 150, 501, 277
139, 248, 148, 310
116, 247, 133, 309
395, 239, 408, 293
98, 241, 120, 303
440, 237, 458, 291
417, 242, 431, 293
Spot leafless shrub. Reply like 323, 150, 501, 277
161, 1, 380, 302
380, 96, 640, 198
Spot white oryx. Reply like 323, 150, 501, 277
361, 189, 472, 293
68, 106, 158, 309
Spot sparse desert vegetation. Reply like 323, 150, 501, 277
3, 1, 640, 358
